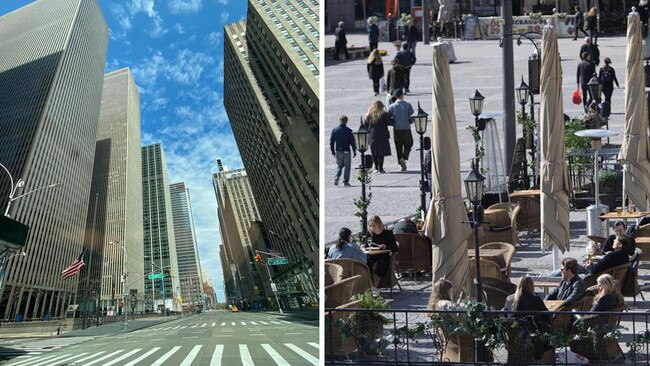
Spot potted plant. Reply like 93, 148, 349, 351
565, 118, 592, 208
598, 168, 618, 194
337, 289, 390, 355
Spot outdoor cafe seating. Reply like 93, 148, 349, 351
325, 299, 362, 357
325, 262, 344, 286
469, 202, 521, 248
325, 275, 360, 308
373, 252, 401, 293
480, 242, 516, 279
325, 258, 373, 297
393, 232, 431, 280
569, 305, 625, 362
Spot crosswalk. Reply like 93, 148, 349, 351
133, 320, 293, 332
4, 342, 320, 366
0, 337, 95, 358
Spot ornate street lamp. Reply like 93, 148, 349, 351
516, 77, 531, 189
353, 121, 370, 235
412, 102, 429, 214
587, 75, 603, 105
516, 77, 529, 110
468, 90, 485, 170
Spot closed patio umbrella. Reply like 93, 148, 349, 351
619, 10, 650, 211
539, 21, 570, 255
424, 43, 471, 299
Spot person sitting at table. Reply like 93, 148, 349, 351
585, 235, 631, 275
392, 217, 419, 234
590, 274, 625, 311
363, 215, 398, 279
603, 221, 636, 256
327, 227, 367, 262
427, 278, 465, 318
545, 258, 587, 308
503, 275, 551, 325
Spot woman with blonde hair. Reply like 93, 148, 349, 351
365, 100, 392, 173
590, 274, 624, 311
586, 7, 598, 44
362, 215, 398, 283
367, 49, 384, 96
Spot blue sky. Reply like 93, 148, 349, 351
0, 0, 249, 302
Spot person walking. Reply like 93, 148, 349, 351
573, 6, 588, 40
579, 37, 600, 66
367, 49, 384, 96
577, 52, 596, 111
334, 21, 349, 60
585, 7, 598, 45
640, 0, 650, 37
395, 43, 415, 93
387, 88, 414, 171
598, 57, 619, 104
405, 19, 418, 57
386, 59, 405, 105
367, 16, 380, 51
365, 100, 392, 173
330, 115, 356, 186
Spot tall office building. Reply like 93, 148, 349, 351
169, 182, 203, 308
212, 161, 265, 307
223, 0, 319, 306
0, 0, 108, 319
142, 144, 180, 312
81, 68, 144, 316
218, 244, 236, 302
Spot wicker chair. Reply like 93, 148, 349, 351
583, 262, 630, 291
504, 318, 554, 364
622, 250, 645, 304
480, 242, 516, 279
325, 299, 362, 357
375, 253, 402, 293
326, 258, 374, 296
325, 262, 344, 287
569, 305, 625, 363
393, 233, 431, 279
477, 203, 521, 246
325, 275, 360, 308
551, 294, 595, 333
468, 259, 505, 281
483, 281, 516, 310
509, 191, 541, 232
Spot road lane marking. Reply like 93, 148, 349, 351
285, 343, 318, 365
231, 322, 236, 326
83, 350, 123, 365
201, 323, 207, 327
259, 321, 269, 325
221, 322, 225, 326
308, 342, 318, 348
239, 345, 254, 366
12, 354, 60, 366
210, 344, 224, 366
249, 334, 264, 336
183, 336, 199, 339
29, 354, 70, 366
180, 326, 187, 329
241, 322, 246, 325
173, 326, 181, 329
270, 321, 281, 324
39, 352, 87, 365
151, 346, 181, 366
215, 335, 232, 337
61, 351, 105, 365
123, 347, 160, 366
191, 324, 198, 328
284, 333, 303, 335
103, 349, 141, 366
280, 321, 291, 324
250, 321, 258, 325
211, 322, 216, 326
262, 344, 290, 366
180, 345, 202, 366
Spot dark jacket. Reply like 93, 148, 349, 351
330, 123, 356, 154
586, 248, 629, 274
392, 220, 418, 234
367, 61, 384, 81
503, 292, 552, 325
368, 229, 398, 252
395, 49, 416, 67
598, 65, 619, 88
368, 113, 392, 157
406, 25, 418, 43
603, 234, 635, 256
640, 4, 650, 24
577, 60, 596, 85
545, 275, 587, 307
590, 293, 624, 312
386, 67, 405, 95
579, 44, 600, 65
368, 23, 380, 43
574, 10, 584, 27
335, 26, 347, 45
585, 14, 597, 31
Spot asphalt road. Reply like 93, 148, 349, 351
2, 311, 318, 365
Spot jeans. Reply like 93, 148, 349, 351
335, 151, 352, 184
581, 84, 592, 111
407, 42, 416, 57
394, 130, 413, 161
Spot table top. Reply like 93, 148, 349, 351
364, 249, 391, 255
636, 237, 650, 244
543, 300, 565, 312
467, 248, 509, 257
600, 211, 648, 220
509, 189, 541, 198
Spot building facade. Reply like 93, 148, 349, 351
169, 182, 204, 309
141, 144, 180, 312
81, 68, 144, 317
0, 0, 108, 320
223, 0, 319, 307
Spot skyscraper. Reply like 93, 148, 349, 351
82, 68, 144, 316
142, 144, 180, 312
223, 0, 319, 306
169, 182, 203, 309
0, 0, 108, 319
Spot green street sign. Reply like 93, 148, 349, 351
148, 273, 164, 279
267, 258, 289, 265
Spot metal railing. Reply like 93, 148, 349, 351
325, 307, 650, 365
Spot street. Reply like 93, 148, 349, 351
0, 311, 318, 365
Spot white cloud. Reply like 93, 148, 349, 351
174, 23, 185, 34
208, 31, 222, 47
169, 0, 203, 13
149, 17, 168, 38
218, 0, 229, 4
165, 49, 214, 84
220, 11, 229, 23
110, 0, 167, 39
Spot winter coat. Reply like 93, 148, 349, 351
368, 113, 393, 157
367, 61, 384, 81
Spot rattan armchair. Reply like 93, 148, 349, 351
393, 233, 431, 280
325, 299, 363, 357
325, 262, 344, 286
479, 203, 521, 246
325, 258, 374, 297
480, 242, 516, 280
325, 275, 360, 308
569, 305, 625, 363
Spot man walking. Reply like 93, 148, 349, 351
367, 17, 380, 51
579, 37, 600, 66
573, 6, 588, 40
387, 89, 414, 171
334, 21, 349, 60
330, 115, 356, 186
395, 43, 416, 93
577, 52, 596, 111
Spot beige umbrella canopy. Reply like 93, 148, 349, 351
424, 44, 471, 299
539, 22, 570, 253
619, 10, 650, 211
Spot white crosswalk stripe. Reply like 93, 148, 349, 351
308, 342, 319, 348
201, 323, 207, 327
210, 344, 224, 366
259, 321, 269, 325
270, 321, 281, 324
173, 326, 181, 329
221, 322, 225, 326
231, 322, 236, 326
261, 344, 290, 366
191, 324, 198, 328
150, 346, 180, 366
285, 343, 319, 365
83, 350, 123, 365
211, 322, 216, 326
65, 351, 105, 364
43, 352, 87, 365
122, 347, 160, 366
250, 321, 258, 325
10, 354, 58, 366
280, 320, 291, 324
103, 349, 141, 366
239, 345, 254, 366
29, 353, 70, 366
179, 345, 202, 366
241, 322, 246, 325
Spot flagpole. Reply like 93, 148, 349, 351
82, 193, 98, 330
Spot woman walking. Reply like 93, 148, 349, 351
586, 7, 598, 45
367, 49, 384, 97
598, 58, 619, 104
365, 100, 392, 173
367, 16, 379, 51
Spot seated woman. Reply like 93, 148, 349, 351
327, 227, 367, 262
362, 216, 398, 279
590, 273, 624, 311
503, 275, 551, 325
427, 278, 464, 315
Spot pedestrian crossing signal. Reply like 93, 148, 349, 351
255, 254, 263, 264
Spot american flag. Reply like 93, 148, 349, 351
62, 251, 85, 279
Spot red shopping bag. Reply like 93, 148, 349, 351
572, 88, 582, 105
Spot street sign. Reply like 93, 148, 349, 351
147, 273, 164, 279
267, 258, 289, 265
270, 282, 277, 292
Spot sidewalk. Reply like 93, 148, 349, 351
266, 309, 318, 321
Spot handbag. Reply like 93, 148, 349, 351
572, 88, 582, 105
380, 77, 387, 93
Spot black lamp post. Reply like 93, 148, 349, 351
516, 77, 531, 189
353, 122, 370, 235
464, 161, 487, 362
412, 101, 429, 214
469, 90, 485, 169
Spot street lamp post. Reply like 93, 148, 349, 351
109, 240, 128, 331
353, 122, 370, 235
0, 163, 60, 218
412, 102, 429, 214
469, 90, 486, 170
516, 77, 531, 189
587, 74, 604, 135
255, 251, 283, 314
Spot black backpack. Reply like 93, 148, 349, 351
600, 67, 613, 83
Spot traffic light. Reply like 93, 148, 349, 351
255, 254, 263, 264
164, 268, 172, 277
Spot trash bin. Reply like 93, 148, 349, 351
586, 204, 608, 238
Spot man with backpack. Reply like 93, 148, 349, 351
598, 57, 619, 104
